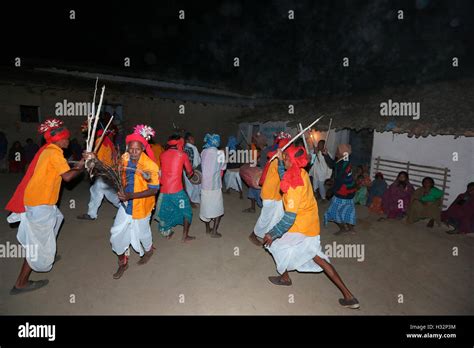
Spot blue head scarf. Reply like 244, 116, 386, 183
227, 136, 238, 151
203, 133, 221, 149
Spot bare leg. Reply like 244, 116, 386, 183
210, 216, 222, 238
182, 219, 195, 242
205, 221, 211, 234
214, 216, 222, 231
243, 199, 256, 213
14, 259, 33, 288
313, 256, 354, 300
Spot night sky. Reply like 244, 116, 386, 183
1, 0, 473, 98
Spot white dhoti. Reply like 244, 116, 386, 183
199, 189, 224, 222
87, 177, 120, 219
184, 173, 201, 204
224, 169, 242, 192
266, 233, 330, 275
253, 199, 285, 238
110, 205, 152, 257
8, 205, 63, 272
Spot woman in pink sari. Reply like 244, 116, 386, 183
381, 171, 415, 219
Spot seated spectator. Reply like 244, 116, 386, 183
407, 177, 443, 228
353, 175, 368, 205
442, 182, 474, 234
367, 172, 387, 214
382, 171, 414, 219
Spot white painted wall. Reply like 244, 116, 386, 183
370, 131, 474, 205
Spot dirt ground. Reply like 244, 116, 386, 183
1, 173, 473, 315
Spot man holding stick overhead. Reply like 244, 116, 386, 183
78, 127, 120, 220
110, 125, 160, 279
262, 145, 360, 309
6, 119, 89, 294
249, 132, 291, 246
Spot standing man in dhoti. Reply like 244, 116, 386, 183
78, 128, 120, 220
262, 145, 360, 309
6, 119, 88, 294
183, 132, 201, 207
249, 132, 291, 246
200, 133, 226, 238
110, 125, 160, 279
309, 139, 332, 201
155, 134, 195, 242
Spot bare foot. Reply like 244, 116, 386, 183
427, 219, 434, 228
248, 232, 263, 246
182, 235, 196, 242
346, 225, 356, 234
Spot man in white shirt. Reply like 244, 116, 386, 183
309, 140, 332, 201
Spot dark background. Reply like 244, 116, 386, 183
1, 0, 473, 98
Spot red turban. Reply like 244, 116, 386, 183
126, 134, 156, 162
280, 145, 308, 193
259, 137, 292, 186
43, 126, 70, 144
167, 138, 185, 151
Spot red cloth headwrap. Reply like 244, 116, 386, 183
126, 134, 156, 162
44, 127, 70, 144
167, 138, 185, 151
258, 138, 292, 186
280, 145, 308, 193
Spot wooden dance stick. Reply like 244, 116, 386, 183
88, 86, 105, 152
268, 115, 325, 162
93, 115, 115, 153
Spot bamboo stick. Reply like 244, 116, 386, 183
93, 115, 114, 153
86, 78, 98, 150
324, 118, 333, 143
88, 85, 105, 152
298, 123, 310, 154
269, 115, 325, 162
